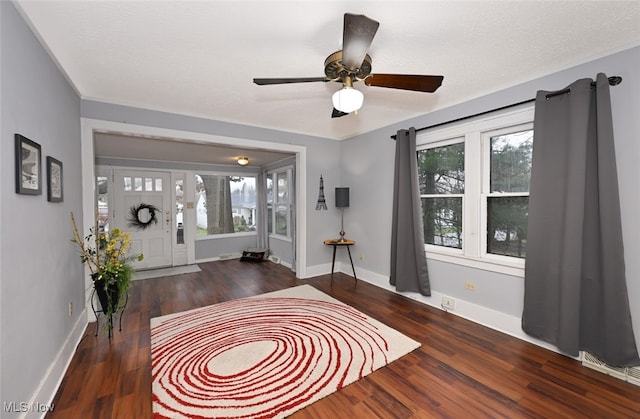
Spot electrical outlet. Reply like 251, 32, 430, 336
464, 281, 477, 291
68, 301, 73, 317
441, 296, 455, 311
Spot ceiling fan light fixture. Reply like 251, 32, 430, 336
237, 156, 249, 166
332, 86, 364, 114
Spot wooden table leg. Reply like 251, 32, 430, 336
331, 245, 337, 278
346, 245, 357, 284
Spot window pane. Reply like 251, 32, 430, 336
145, 177, 153, 191
175, 179, 184, 245
487, 196, 528, 258
97, 176, 109, 233
232, 177, 256, 232
97, 176, 108, 195
266, 178, 273, 203
275, 205, 288, 235
277, 173, 288, 203
418, 143, 464, 195
195, 174, 256, 235
156, 178, 163, 191
490, 130, 533, 193
422, 197, 462, 249
123, 176, 132, 191
134, 177, 142, 191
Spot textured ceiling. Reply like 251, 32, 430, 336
15, 1, 640, 145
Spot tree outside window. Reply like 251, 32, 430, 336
486, 129, 532, 258
416, 107, 534, 271
418, 141, 464, 249
195, 175, 256, 236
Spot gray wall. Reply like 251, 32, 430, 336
195, 235, 258, 261
268, 237, 293, 267
342, 46, 640, 349
1, 2, 82, 416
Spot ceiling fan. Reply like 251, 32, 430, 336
253, 13, 444, 118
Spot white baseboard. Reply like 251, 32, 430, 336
279, 260, 293, 270
23, 308, 87, 419
196, 253, 241, 264
218, 252, 242, 260
303, 262, 334, 278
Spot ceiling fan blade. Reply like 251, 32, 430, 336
342, 13, 379, 72
331, 108, 349, 118
364, 74, 444, 92
253, 77, 329, 85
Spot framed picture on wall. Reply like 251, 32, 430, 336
15, 134, 42, 195
47, 156, 63, 202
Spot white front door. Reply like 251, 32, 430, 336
113, 169, 172, 270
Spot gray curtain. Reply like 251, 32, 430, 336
390, 128, 430, 295
522, 73, 639, 367
256, 170, 268, 250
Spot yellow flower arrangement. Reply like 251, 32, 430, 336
71, 212, 143, 325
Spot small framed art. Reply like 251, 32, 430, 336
47, 156, 63, 202
15, 134, 42, 195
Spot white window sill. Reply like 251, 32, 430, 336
426, 250, 525, 277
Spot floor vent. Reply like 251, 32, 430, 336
627, 365, 640, 386
269, 255, 281, 264
582, 352, 640, 386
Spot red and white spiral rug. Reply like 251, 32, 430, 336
151, 285, 420, 418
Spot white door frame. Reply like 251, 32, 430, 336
112, 169, 173, 270
81, 118, 307, 319
96, 165, 189, 268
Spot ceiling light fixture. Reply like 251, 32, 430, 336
237, 156, 249, 166
332, 87, 364, 114
331, 75, 363, 114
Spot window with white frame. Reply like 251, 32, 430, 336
416, 106, 534, 274
418, 140, 465, 249
485, 128, 532, 258
266, 168, 292, 239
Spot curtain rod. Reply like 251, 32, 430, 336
391, 75, 622, 140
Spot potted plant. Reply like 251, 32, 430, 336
70, 212, 143, 331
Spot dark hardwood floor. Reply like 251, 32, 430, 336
47, 260, 640, 418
